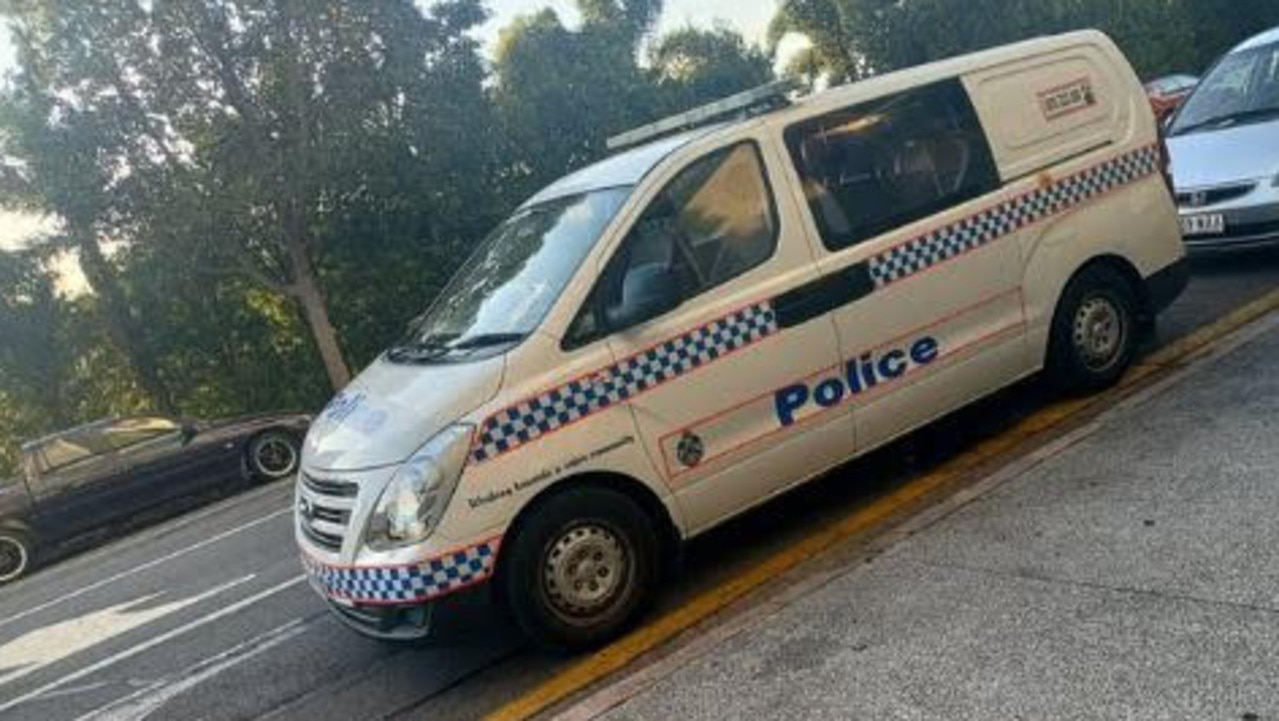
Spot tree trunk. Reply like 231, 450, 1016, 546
283, 232, 352, 391
75, 229, 179, 415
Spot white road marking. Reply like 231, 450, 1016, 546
31, 681, 111, 702
0, 507, 292, 631
74, 619, 309, 721
0, 575, 306, 715
0, 575, 257, 689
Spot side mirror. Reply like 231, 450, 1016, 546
605, 263, 681, 331
180, 422, 199, 443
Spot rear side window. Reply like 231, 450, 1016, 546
785, 80, 999, 252
104, 418, 180, 451
37, 430, 113, 473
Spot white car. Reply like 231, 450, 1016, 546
1167, 26, 1279, 252
296, 30, 1187, 650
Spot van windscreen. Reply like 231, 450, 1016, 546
389, 187, 632, 363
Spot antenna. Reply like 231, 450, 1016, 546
606, 79, 801, 151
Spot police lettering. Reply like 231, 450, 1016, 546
774, 337, 940, 426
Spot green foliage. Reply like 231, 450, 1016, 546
772, 0, 1279, 82
491, 3, 774, 202
649, 25, 774, 112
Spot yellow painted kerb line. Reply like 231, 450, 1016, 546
486, 285, 1279, 721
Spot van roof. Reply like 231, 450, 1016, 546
520, 126, 723, 208
524, 30, 1118, 207
1235, 26, 1279, 52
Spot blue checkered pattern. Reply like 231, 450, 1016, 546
472, 302, 779, 463
302, 539, 499, 604
869, 146, 1162, 287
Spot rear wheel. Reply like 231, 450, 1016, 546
1047, 264, 1139, 393
248, 431, 300, 482
501, 486, 659, 652
0, 530, 33, 585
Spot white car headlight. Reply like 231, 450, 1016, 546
365, 425, 473, 550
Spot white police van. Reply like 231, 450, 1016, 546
297, 30, 1187, 650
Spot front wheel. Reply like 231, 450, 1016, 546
0, 530, 33, 585
501, 486, 659, 652
1046, 264, 1139, 393
248, 431, 301, 482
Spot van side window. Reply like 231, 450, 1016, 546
566, 142, 778, 346
785, 80, 999, 252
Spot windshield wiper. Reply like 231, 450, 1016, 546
448, 333, 527, 351
386, 333, 525, 363
385, 333, 460, 363
1171, 106, 1279, 136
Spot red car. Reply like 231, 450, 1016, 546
1146, 74, 1199, 125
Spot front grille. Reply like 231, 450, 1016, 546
1177, 183, 1256, 209
298, 473, 358, 552
302, 474, 359, 498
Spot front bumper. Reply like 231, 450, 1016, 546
325, 597, 436, 641
1178, 185, 1279, 253
300, 536, 502, 640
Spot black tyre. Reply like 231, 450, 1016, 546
0, 529, 33, 585
248, 431, 301, 482
501, 485, 660, 652
1047, 264, 1139, 393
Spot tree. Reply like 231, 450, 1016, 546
0, 0, 498, 391
768, 0, 1276, 83
0, 249, 72, 433
0, 248, 143, 474
492, 2, 775, 204
649, 25, 774, 113
491, 4, 660, 202
0, 44, 180, 413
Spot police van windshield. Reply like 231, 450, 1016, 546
389, 187, 632, 363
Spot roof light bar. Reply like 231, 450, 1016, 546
606, 79, 802, 151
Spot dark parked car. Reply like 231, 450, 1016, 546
0, 413, 309, 583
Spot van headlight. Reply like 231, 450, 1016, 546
365, 425, 473, 550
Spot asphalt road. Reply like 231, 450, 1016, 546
1, 248, 1277, 721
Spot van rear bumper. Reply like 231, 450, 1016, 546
1145, 257, 1190, 315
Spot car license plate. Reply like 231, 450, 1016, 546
1180, 213, 1226, 237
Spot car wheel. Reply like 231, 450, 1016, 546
0, 530, 33, 585
501, 486, 659, 653
1047, 264, 1138, 393
248, 431, 301, 482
